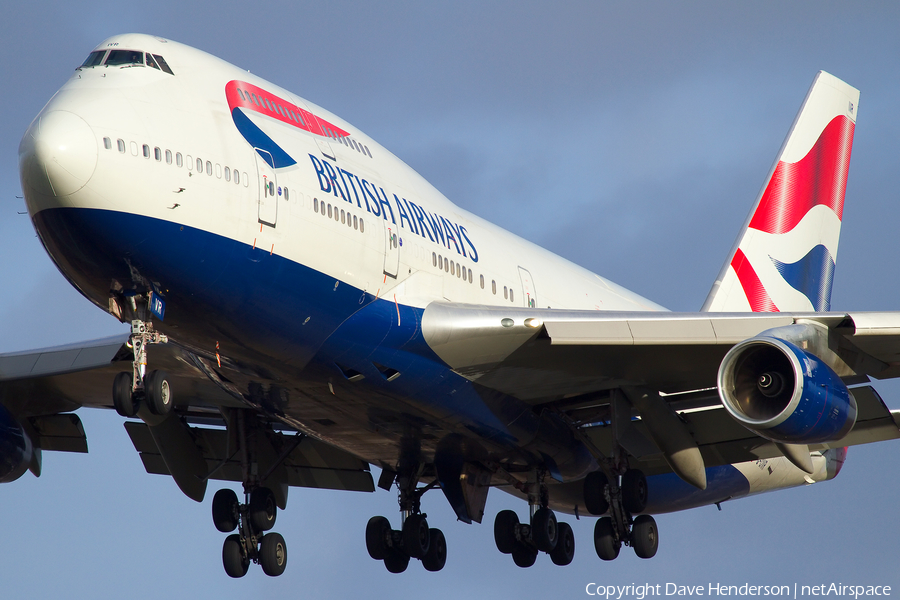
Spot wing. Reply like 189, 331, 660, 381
421, 303, 900, 469
0, 335, 373, 498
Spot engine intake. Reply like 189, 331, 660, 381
717, 337, 857, 444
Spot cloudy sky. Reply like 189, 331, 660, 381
2, 2, 900, 598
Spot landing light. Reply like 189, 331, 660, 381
524, 318, 541, 328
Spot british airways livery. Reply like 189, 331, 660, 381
8, 33, 900, 577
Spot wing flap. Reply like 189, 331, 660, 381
125, 421, 374, 493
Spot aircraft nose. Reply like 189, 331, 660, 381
19, 110, 98, 198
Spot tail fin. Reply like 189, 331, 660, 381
702, 71, 858, 313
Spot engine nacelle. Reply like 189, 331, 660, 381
0, 403, 34, 483
717, 337, 857, 444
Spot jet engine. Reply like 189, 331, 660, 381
0, 403, 35, 483
717, 336, 856, 444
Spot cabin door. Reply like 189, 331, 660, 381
383, 222, 400, 278
518, 266, 537, 307
255, 148, 277, 227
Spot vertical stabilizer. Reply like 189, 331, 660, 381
702, 72, 858, 313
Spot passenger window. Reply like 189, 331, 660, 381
365, 146, 372, 157
225, 167, 231, 181
359, 219, 364, 233
103, 137, 111, 150
145, 53, 160, 70
196, 158, 202, 171
480, 274, 484, 289
186, 155, 193, 170
445, 258, 449, 273
510, 289, 514, 302
284, 187, 289, 200
233, 168, 239, 183
341, 209, 346, 224
176, 153, 183, 167
328, 204, 332, 218
238, 89, 246, 102
215, 163, 221, 178
206, 161, 212, 175
154, 147, 161, 161
314, 198, 319, 212
353, 215, 358, 230
469, 269, 473, 283
268, 181, 275, 196
142, 144, 150, 158
438, 255, 443, 269
433, 252, 437, 267
131, 140, 138, 154
165, 150, 172, 164
504, 286, 508, 300
117, 139, 125, 153
492, 280, 497, 295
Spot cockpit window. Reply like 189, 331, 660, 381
145, 53, 160, 70
152, 54, 174, 75
105, 49, 144, 66
80, 50, 106, 68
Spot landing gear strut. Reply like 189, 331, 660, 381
492, 469, 575, 568
584, 468, 658, 560
366, 466, 448, 573
214, 486, 287, 577
112, 319, 172, 417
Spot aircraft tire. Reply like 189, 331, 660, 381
402, 513, 430, 559
144, 370, 173, 416
212, 488, 239, 533
594, 517, 620, 561
493, 510, 519, 554
112, 372, 138, 417
583, 471, 609, 515
622, 469, 648, 514
422, 528, 447, 572
550, 522, 575, 566
531, 507, 558, 553
222, 534, 249, 578
249, 487, 277, 532
383, 549, 410, 574
259, 532, 288, 576
365, 516, 392, 560
632, 514, 659, 559
511, 544, 538, 568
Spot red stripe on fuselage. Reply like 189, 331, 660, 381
731, 248, 779, 312
748, 115, 855, 235
225, 80, 349, 139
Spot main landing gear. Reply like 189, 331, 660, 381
112, 320, 172, 418
584, 468, 659, 561
492, 471, 575, 568
366, 467, 448, 573
214, 487, 287, 577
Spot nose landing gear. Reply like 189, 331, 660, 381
112, 320, 172, 418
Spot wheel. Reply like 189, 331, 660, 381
222, 534, 249, 578
112, 372, 138, 417
383, 549, 410, 573
622, 469, 648, 514
402, 513, 430, 559
583, 471, 609, 515
422, 528, 447, 572
550, 522, 575, 566
144, 370, 173, 415
259, 532, 288, 576
511, 543, 538, 568
249, 487, 277, 532
632, 514, 659, 559
493, 510, 519, 554
212, 488, 239, 533
365, 516, 391, 560
531, 507, 558, 553
594, 517, 620, 561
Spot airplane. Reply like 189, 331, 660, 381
7, 32, 900, 578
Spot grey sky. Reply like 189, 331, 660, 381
1, 2, 899, 598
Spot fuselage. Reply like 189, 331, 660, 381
17, 34, 840, 513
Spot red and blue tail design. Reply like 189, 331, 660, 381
703, 72, 858, 313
